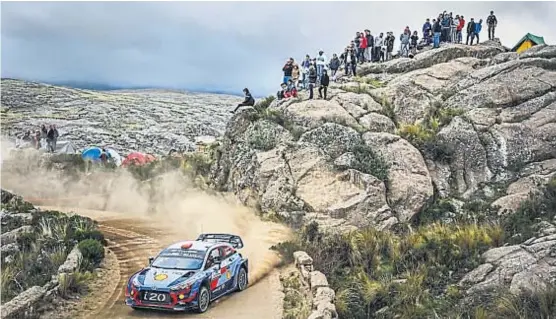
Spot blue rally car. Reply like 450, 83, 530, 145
125, 233, 249, 313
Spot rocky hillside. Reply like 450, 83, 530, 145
1, 189, 107, 319
209, 42, 556, 318
1, 79, 241, 154
211, 42, 556, 231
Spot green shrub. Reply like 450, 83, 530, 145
349, 144, 390, 181
254, 95, 276, 113
73, 229, 107, 245
247, 121, 279, 151
502, 176, 556, 244
274, 220, 506, 318
58, 271, 94, 298
78, 239, 105, 267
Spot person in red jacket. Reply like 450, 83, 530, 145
457, 16, 465, 44
358, 31, 368, 63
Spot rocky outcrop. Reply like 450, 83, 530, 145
460, 224, 556, 296
209, 43, 556, 232
291, 251, 338, 319
1, 79, 242, 155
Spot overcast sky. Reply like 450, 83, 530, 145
2, 1, 555, 96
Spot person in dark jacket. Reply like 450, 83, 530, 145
466, 18, 476, 45
433, 19, 442, 48
422, 19, 432, 45
385, 32, 395, 61
365, 30, 373, 62
277, 83, 287, 100
486, 11, 497, 40
308, 64, 318, 100
410, 31, 419, 54
329, 54, 340, 78
282, 58, 294, 84
318, 70, 330, 100
46, 124, 59, 153
231, 88, 256, 113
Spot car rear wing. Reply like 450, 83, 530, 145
196, 233, 244, 249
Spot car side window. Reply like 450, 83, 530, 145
221, 246, 235, 259
204, 248, 222, 270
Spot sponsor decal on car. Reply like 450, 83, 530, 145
154, 273, 168, 281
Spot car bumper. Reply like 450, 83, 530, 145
125, 288, 198, 312
125, 297, 197, 311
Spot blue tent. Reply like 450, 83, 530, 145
81, 146, 103, 162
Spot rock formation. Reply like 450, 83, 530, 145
211, 44, 556, 233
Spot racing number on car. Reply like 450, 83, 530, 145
142, 292, 168, 302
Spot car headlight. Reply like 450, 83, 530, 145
132, 276, 141, 287
170, 281, 192, 291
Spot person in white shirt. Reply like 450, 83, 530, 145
315, 50, 328, 80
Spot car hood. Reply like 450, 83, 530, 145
138, 267, 199, 288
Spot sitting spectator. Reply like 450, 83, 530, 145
285, 79, 298, 98
410, 31, 419, 54
318, 69, 330, 100
231, 88, 255, 113
277, 83, 287, 100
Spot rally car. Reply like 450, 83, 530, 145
125, 233, 249, 313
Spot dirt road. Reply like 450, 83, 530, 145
37, 204, 289, 319
0, 145, 292, 319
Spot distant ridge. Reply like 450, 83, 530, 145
0, 77, 245, 97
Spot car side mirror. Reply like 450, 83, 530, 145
148, 257, 154, 265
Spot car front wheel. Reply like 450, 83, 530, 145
237, 267, 248, 291
196, 285, 211, 313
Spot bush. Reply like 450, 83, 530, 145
502, 176, 556, 244
273, 220, 505, 318
254, 95, 276, 113
247, 121, 279, 151
78, 239, 105, 267
349, 144, 389, 181
58, 271, 94, 298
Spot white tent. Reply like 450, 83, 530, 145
105, 148, 122, 167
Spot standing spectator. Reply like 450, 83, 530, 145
318, 69, 330, 100
34, 131, 41, 149
441, 13, 450, 42
308, 64, 318, 100
40, 124, 48, 139
316, 50, 327, 80
422, 19, 432, 45
451, 15, 459, 43
373, 33, 382, 62
292, 64, 300, 89
474, 19, 483, 44
231, 88, 255, 113
466, 18, 476, 45
329, 53, 340, 78
487, 11, 497, 40
46, 125, 56, 152
282, 58, 294, 84
457, 15, 465, 44
410, 31, 419, 55
365, 30, 374, 62
340, 48, 350, 76
359, 31, 368, 63
385, 32, 395, 61
301, 55, 311, 89
433, 19, 442, 48
400, 29, 411, 57
354, 32, 361, 61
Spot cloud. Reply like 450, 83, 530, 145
2, 1, 555, 96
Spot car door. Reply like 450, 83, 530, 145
217, 246, 237, 291
206, 247, 225, 296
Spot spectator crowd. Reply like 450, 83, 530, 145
275, 9, 498, 102
20, 124, 59, 152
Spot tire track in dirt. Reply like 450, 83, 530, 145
41, 208, 287, 319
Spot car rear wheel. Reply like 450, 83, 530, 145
196, 285, 211, 313
237, 266, 248, 291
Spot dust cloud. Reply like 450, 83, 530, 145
0, 140, 292, 286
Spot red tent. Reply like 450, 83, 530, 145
121, 152, 157, 167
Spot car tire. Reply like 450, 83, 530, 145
236, 266, 248, 291
196, 285, 211, 313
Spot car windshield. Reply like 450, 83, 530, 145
151, 248, 205, 270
